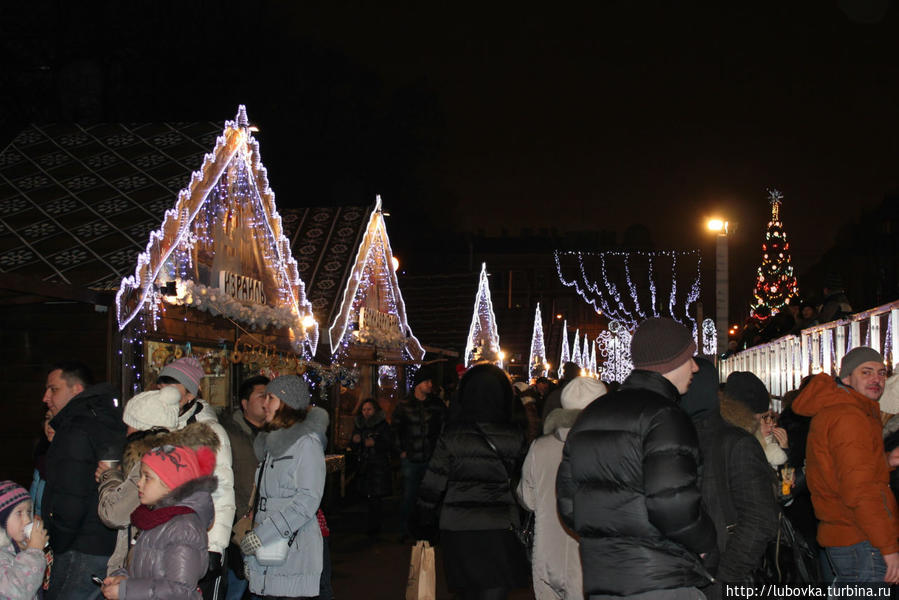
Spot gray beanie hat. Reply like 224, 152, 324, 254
631, 317, 697, 373
266, 375, 310, 410
839, 347, 884, 380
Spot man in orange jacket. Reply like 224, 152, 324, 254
794, 346, 899, 586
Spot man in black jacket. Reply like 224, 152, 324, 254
682, 359, 779, 598
557, 318, 716, 599
42, 361, 125, 600
392, 368, 446, 537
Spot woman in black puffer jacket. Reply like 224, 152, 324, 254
351, 398, 394, 536
417, 363, 529, 600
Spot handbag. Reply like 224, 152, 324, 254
746, 511, 819, 587
241, 453, 299, 567
473, 424, 535, 561
231, 458, 265, 546
405, 540, 436, 600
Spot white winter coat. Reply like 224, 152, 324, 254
517, 408, 583, 600
177, 400, 236, 554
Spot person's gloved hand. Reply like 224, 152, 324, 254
240, 531, 262, 557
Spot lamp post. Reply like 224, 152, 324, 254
707, 219, 729, 356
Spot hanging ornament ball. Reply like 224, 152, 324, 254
230, 350, 242, 364
608, 320, 622, 334
173, 346, 184, 359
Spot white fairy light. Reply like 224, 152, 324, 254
528, 303, 547, 379
559, 320, 570, 368
464, 263, 503, 368
571, 329, 582, 366
702, 318, 717, 357
597, 321, 633, 383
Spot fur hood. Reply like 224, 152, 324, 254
254, 406, 329, 460
542, 408, 581, 436
719, 397, 760, 435
123, 421, 220, 475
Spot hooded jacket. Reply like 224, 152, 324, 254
116, 475, 217, 600
793, 373, 899, 555
246, 407, 329, 598
683, 359, 779, 588
556, 369, 716, 597
517, 408, 583, 600
351, 409, 394, 498
0, 528, 45, 600
220, 409, 260, 519
44, 383, 126, 556
97, 422, 220, 574
176, 399, 236, 554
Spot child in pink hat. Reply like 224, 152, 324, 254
0, 480, 49, 600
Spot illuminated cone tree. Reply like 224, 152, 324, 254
749, 189, 800, 321
464, 263, 503, 368
528, 303, 547, 379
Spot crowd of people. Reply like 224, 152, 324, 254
5, 311, 899, 599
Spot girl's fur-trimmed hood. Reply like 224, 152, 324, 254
123, 421, 220, 474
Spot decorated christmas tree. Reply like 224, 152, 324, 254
528, 303, 547, 379
464, 263, 503, 368
559, 321, 570, 368
571, 329, 582, 366
750, 189, 800, 322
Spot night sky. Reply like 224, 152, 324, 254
3, 1, 899, 305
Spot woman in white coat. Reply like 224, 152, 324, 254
240, 375, 327, 599
517, 376, 606, 600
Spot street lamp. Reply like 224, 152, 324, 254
707, 218, 730, 355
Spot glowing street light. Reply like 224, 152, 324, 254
706, 217, 731, 354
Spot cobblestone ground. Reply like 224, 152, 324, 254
327, 494, 535, 599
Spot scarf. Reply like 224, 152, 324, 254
130, 504, 195, 530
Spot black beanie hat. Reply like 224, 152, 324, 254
725, 371, 770, 414
631, 317, 697, 373
412, 367, 434, 388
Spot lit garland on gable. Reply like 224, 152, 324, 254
528, 303, 547, 379
114, 106, 318, 355
328, 196, 425, 362
559, 320, 571, 368
465, 262, 503, 368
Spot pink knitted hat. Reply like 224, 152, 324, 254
0, 481, 30, 529
159, 357, 205, 395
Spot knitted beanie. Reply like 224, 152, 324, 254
267, 375, 310, 410
631, 317, 697, 373
123, 386, 181, 431
141, 445, 216, 491
725, 371, 770, 414
159, 357, 205, 395
561, 377, 607, 410
839, 347, 884, 380
0, 481, 31, 529
412, 367, 434, 388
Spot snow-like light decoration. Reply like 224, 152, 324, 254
702, 318, 717, 357
328, 196, 425, 361
597, 320, 633, 383
571, 329, 582, 366
464, 263, 503, 368
749, 189, 800, 322
528, 303, 547, 379
555, 250, 702, 333
559, 321, 571, 368
115, 105, 319, 355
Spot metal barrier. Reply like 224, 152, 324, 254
719, 299, 899, 399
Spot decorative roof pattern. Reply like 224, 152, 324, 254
0, 121, 221, 289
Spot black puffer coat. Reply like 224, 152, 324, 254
392, 395, 446, 463
556, 369, 716, 597
351, 410, 394, 498
45, 383, 126, 555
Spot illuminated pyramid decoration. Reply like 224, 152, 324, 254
528, 303, 547, 379
328, 196, 424, 361
115, 106, 319, 355
464, 263, 503, 368
559, 321, 570, 368
571, 329, 582, 366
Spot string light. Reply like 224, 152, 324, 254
559, 320, 570, 368
702, 318, 717, 357
597, 320, 633, 383
528, 303, 547, 379
555, 250, 702, 334
571, 329, 582, 366
464, 263, 503, 368
328, 196, 424, 362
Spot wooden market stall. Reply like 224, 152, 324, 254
323, 196, 426, 449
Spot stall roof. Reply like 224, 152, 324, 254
0, 121, 221, 292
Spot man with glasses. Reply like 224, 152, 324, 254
794, 346, 899, 588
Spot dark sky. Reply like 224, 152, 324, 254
3, 1, 899, 300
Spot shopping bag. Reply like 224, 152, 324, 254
405, 540, 436, 600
